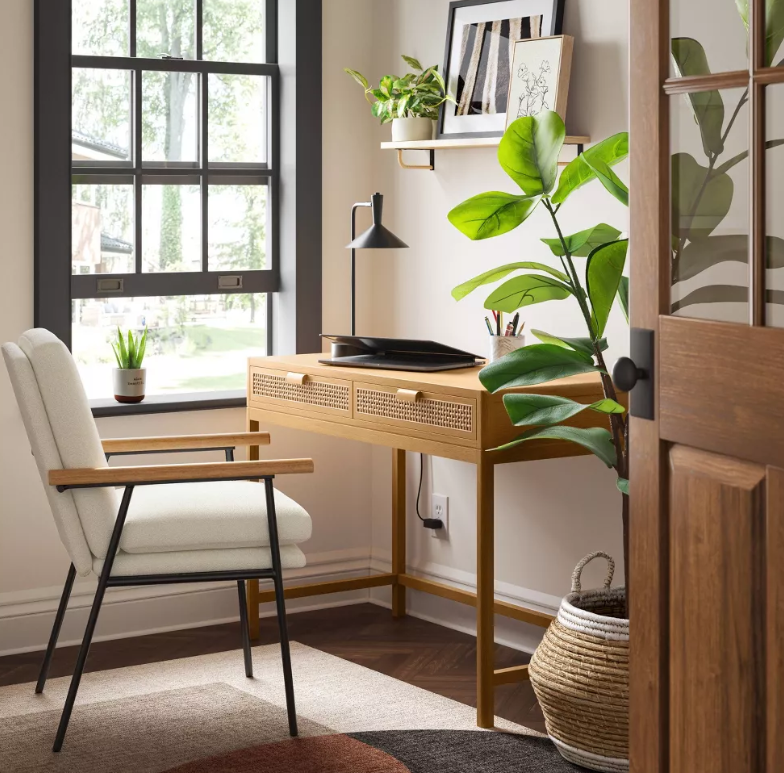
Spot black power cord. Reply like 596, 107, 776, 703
416, 453, 443, 530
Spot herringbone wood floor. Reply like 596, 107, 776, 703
0, 602, 545, 732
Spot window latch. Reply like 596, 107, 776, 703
159, 54, 184, 60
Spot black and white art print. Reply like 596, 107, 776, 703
439, 0, 565, 139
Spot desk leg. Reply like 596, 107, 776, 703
247, 417, 261, 640
476, 453, 495, 728
392, 449, 407, 617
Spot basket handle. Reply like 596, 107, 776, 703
571, 552, 615, 593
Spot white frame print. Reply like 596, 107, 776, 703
505, 34, 573, 129
439, 0, 565, 139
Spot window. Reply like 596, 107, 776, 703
37, 0, 286, 407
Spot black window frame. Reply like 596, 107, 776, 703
35, 0, 322, 416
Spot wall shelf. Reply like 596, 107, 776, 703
381, 135, 591, 171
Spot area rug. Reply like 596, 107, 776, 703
0, 642, 578, 773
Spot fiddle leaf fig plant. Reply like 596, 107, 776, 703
345, 55, 455, 124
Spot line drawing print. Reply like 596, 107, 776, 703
516, 60, 552, 118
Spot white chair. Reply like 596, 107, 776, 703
2, 329, 314, 752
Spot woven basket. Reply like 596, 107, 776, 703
529, 552, 629, 773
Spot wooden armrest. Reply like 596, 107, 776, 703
102, 432, 271, 454
49, 459, 314, 489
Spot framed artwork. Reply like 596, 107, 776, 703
505, 34, 573, 129
438, 0, 565, 140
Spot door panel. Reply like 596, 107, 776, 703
768, 467, 784, 773
669, 446, 765, 773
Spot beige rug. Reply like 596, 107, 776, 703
0, 642, 543, 773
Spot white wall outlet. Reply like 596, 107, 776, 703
431, 493, 449, 538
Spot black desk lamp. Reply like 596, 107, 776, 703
346, 192, 408, 335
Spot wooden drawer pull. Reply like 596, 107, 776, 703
396, 389, 422, 403
285, 372, 310, 386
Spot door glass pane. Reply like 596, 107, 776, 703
72, 0, 129, 56
142, 71, 199, 164
72, 183, 135, 275
765, 85, 784, 326
670, 87, 749, 322
208, 75, 268, 164
208, 185, 268, 271
72, 69, 132, 162
141, 184, 201, 272
767, 4, 784, 67
72, 294, 267, 398
135, 2, 195, 60
670, 0, 748, 77
203, 0, 265, 63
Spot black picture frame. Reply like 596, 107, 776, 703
438, 0, 565, 140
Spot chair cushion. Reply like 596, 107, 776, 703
119, 481, 312, 554
95, 545, 306, 576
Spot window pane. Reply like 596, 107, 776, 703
208, 185, 268, 271
72, 69, 132, 162
72, 184, 135, 275
72, 294, 267, 398
142, 71, 199, 163
208, 75, 268, 163
670, 1, 748, 77
203, 0, 265, 63
136, 1, 195, 60
670, 87, 749, 323
766, 85, 784, 326
142, 184, 201, 272
72, 0, 129, 57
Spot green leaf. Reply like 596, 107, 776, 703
531, 329, 607, 357
402, 55, 423, 71
618, 276, 630, 324
714, 138, 784, 175
137, 328, 148, 368
116, 327, 128, 369
672, 152, 734, 241
587, 240, 629, 337
485, 274, 573, 313
671, 38, 725, 156
494, 425, 618, 468
552, 132, 628, 205
111, 343, 123, 369
448, 192, 541, 240
499, 112, 566, 196
479, 344, 600, 392
736, 0, 784, 65
581, 153, 629, 206
675, 234, 784, 283
397, 94, 410, 117
127, 330, 137, 369
541, 223, 623, 257
344, 68, 369, 90
451, 262, 569, 301
616, 477, 629, 495
503, 393, 625, 428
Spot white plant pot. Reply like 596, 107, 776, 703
391, 117, 435, 143
113, 368, 147, 404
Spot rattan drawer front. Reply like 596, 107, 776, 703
250, 368, 351, 417
354, 383, 476, 439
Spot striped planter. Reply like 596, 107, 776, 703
529, 552, 629, 773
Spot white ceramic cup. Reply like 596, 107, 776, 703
488, 334, 526, 363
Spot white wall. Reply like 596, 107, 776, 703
0, 0, 630, 656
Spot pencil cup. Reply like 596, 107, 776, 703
489, 334, 525, 363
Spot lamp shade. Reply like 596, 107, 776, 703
346, 192, 408, 250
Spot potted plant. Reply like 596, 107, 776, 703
345, 55, 455, 142
111, 327, 148, 404
448, 110, 629, 771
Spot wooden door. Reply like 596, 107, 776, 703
630, 1, 784, 772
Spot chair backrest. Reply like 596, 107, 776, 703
2, 329, 118, 575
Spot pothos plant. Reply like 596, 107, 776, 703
448, 110, 631, 582
345, 55, 455, 124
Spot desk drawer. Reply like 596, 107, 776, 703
250, 368, 352, 417
354, 382, 476, 439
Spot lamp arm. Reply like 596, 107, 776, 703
350, 201, 372, 336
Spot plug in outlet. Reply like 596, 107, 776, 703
431, 494, 448, 538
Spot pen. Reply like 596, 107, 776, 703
511, 312, 520, 336
497, 312, 502, 337
504, 323, 514, 337
484, 316, 494, 335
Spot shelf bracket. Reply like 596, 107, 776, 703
396, 149, 435, 171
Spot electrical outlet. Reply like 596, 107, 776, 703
431, 494, 448, 538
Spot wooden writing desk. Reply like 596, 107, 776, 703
245, 353, 609, 727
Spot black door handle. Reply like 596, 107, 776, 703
612, 357, 648, 392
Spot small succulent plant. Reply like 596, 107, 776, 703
111, 327, 148, 370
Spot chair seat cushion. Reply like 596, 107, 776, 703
119, 481, 312, 555
95, 545, 306, 577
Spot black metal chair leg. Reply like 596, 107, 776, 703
237, 580, 254, 678
264, 478, 298, 738
53, 486, 135, 753
36, 563, 76, 695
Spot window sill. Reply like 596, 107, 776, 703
91, 390, 246, 418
